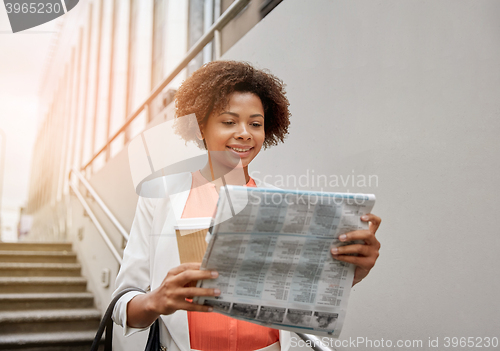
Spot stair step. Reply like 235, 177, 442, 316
0, 309, 102, 334
0, 250, 77, 263
0, 242, 73, 252
0, 243, 105, 349
0, 277, 87, 293
0, 262, 81, 277
0, 330, 104, 350
0, 292, 94, 310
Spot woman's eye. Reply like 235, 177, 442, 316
222, 121, 234, 125
251, 123, 262, 127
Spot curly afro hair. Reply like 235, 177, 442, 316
174, 60, 290, 149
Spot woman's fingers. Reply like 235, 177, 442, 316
331, 253, 371, 267
173, 268, 218, 287
331, 214, 382, 286
153, 283, 219, 314
175, 299, 214, 313
338, 229, 379, 246
153, 263, 220, 315
332, 235, 380, 263
331, 243, 372, 257
361, 213, 382, 233
165, 263, 218, 288
167, 262, 202, 276
331, 249, 378, 273
180, 287, 221, 299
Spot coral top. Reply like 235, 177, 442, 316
182, 170, 280, 351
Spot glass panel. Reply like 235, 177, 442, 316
126, 0, 139, 118
109, 0, 130, 139
152, 0, 167, 89
93, 0, 114, 157
187, 0, 205, 76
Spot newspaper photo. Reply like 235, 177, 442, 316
195, 186, 376, 337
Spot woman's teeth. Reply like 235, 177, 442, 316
228, 146, 251, 153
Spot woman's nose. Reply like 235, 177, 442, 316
234, 123, 251, 139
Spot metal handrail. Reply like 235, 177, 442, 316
68, 181, 122, 264
298, 334, 335, 351
68, 167, 129, 264
70, 168, 129, 242
82, 0, 251, 171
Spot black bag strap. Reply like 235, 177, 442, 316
90, 287, 147, 351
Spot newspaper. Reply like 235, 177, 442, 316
195, 186, 376, 337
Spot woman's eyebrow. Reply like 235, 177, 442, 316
219, 111, 264, 118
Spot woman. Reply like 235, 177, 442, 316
112, 61, 381, 351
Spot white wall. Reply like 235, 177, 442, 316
223, 1, 500, 350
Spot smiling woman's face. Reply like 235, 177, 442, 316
201, 91, 265, 169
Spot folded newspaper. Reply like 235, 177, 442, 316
194, 186, 376, 337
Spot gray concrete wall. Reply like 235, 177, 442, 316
222, 0, 500, 349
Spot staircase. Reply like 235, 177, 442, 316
0, 242, 103, 351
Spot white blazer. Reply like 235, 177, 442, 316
112, 172, 291, 351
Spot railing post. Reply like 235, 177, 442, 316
214, 29, 222, 60
296, 333, 336, 351
145, 102, 151, 124
105, 144, 110, 163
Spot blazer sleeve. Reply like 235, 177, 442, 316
111, 195, 156, 336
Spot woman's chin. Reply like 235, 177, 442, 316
208, 149, 258, 172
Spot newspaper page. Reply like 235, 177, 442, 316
195, 186, 376, 337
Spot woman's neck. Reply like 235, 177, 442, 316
199, 162, 250, 184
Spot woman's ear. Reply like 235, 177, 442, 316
195, 128, 204, 140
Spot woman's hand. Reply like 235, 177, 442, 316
330, 213, 381, 286
127, 263, 219, 328
149, 263, 220, 315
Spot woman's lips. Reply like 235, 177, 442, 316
226, 146, 253, 157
